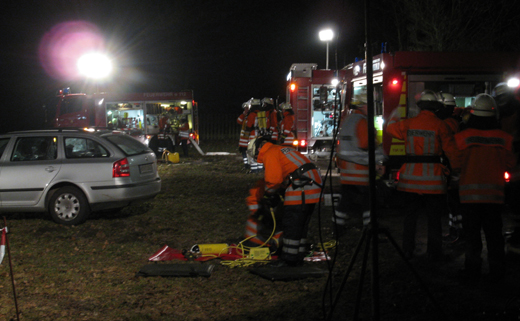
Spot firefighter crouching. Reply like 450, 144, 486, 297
247, 136, 323, 266
450, 94, 516, 283
278, 103, 296, 146
334, 102, 386, 237
386, 90, 458, 261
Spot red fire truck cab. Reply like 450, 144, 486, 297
286, 63, 347, 158
341, 51, 520, 177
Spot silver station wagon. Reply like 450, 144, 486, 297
0, 129, 161, 225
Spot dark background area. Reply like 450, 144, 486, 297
1, 0, 519, 133
0, 0, 368, 133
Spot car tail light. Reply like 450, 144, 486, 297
505, 171, 510, 183
113, 158, 130, 177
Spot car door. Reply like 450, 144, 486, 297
0, 135, 61, 207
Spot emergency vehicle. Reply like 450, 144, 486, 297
286, 64, 347, 157
53, 88, 199, 155
341, 51, 520, 177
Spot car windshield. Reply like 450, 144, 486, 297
104, 134, 151, 156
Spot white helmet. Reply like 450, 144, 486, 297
242, 101, 250, 109
471, 93, 497, 117
437, 92, 456, 107
417, 90, 443, 111
281, 102, 292, 110
261, 97, 274, 106
246, 136, 270, 160
249, 98, 261, 106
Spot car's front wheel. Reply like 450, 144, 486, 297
49, 186, 90, 225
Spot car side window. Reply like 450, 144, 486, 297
64, 137, 109, 158
11, 137, 57, 161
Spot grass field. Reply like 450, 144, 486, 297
1, 140, 519, 320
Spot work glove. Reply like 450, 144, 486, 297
262, 193, 283, 209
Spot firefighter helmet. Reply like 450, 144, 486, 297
261, 97, 274, 106
470, 93, 497, 117
437, 92, 456, 107
247, 136, 270, 160
281, 102, 292, 110
242, 101, 249, 109
492, 82, 518, 118
417, 90, 443, 111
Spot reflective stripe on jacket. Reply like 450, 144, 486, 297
257, 142, 322, 205
280, 111, 296, 146
386, 110, 458, 194
453, 128, 516, 204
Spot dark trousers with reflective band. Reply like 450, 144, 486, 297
400, 192, 445, 257
337, 184, 369, 220
461, 203, 505, 276
281, 203, 315, 263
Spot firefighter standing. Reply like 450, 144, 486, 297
334, 103, 385, 235
247, 136, 322, 266
177, 117, 190, 157
451, 94, 516, 282
437, 92, 464, 246
263, 97, 279, 143
492, 82, 520, 251
238, 101, 250, 170
278, 103, 296, 146
245, 98, 263, 173
386, 90, 458, 261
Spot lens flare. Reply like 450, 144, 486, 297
39, 21, 106, 81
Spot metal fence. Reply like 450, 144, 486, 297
198, 112, 241, 140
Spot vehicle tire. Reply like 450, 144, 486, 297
48, 186, 90, 225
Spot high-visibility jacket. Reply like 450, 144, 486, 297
237, 112, 249, 148
444, 117, 460, 135
279, 110, 295, 146
244, 180, 282, 247
386, 110, 458, 194
452, 128, 516, 204
257, 142, 322, 205
245, 110, 259, 140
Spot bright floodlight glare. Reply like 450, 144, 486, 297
319, 29, 333, 42
77, 53, 113, 79
331, 78, 339, 86
507, 77, 520, 88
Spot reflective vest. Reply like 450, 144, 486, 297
178, 123, 190, 139
257, 142, 322, 205
337, 111, 384, 166
387, 110, 458, 194
454, 128, 516, 204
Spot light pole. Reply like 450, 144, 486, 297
319, 29, 333, 70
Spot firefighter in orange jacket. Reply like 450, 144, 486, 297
492, 82, 520, 250
262, 97, 279, 143
386, 90, 458, 260
238, 101, 250, 170
451, 94, 516, 282
245, 98, 263, 173
334, 103, 385, 234
278, 103, 296, 146
247, 136, 322, 266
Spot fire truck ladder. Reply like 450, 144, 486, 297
296, 86, 309, 142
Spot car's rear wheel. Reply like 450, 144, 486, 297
49, 186, 90, 225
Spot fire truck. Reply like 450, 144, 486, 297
286, 64, 347, 158
53, 89, 199, 155
341, 51, 520, 177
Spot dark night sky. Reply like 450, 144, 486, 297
0, 0, 368, 132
